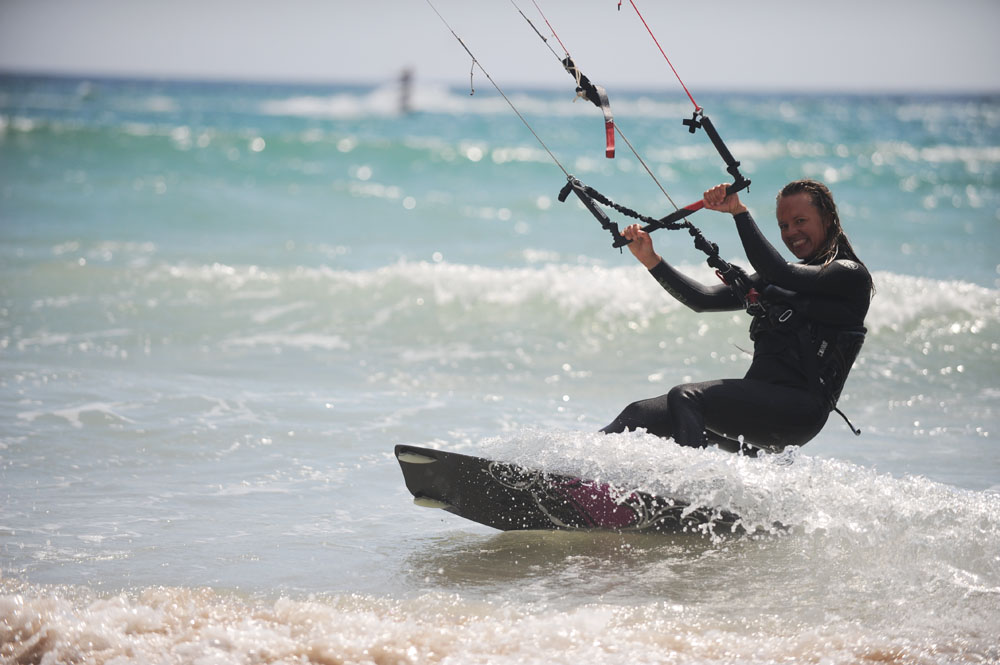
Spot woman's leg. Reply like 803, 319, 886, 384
602, 378, 829, 452
601, 393, 675, 439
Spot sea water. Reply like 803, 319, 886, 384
1, 74, 998, 663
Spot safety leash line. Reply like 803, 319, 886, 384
424, 0, 572, 179
510, 0, 617, 159
511, 0, 682, 210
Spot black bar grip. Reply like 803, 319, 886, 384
698, 115, 739, 170
560, 177, 625, 247
725, 176, 752, 197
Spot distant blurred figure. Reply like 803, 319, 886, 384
400, 67, 414, 114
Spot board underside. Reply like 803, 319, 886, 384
395, 444, 741, 535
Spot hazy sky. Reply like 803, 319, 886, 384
1, 0, 998, 92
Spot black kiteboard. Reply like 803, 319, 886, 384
394, 444, 742, 535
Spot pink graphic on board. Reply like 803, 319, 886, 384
553, 479, 639, 529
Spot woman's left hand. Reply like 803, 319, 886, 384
622, 223, 661, 269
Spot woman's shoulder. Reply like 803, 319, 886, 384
829, 257, 870, 277
822, 257, 874, 304
828, 243, 873, 284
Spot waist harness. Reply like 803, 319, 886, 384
748, 284, 866, 435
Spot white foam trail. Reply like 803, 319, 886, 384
2, 582, 997, 665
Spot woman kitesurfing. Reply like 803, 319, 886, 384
601, 181, 873, 455
392, 0, 883, 543
425, 0, 874, 455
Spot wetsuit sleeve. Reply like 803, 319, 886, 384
733, 211, 871, 297
647, 260, 743, 313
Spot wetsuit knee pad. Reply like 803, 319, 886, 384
666, 383, 700, 406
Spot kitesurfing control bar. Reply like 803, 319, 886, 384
624, 177, 752, 248
615, 110, 751, 245
560, 108, 751, 250
558, 177, 625, 246
431, 0, 750, 264
559, 172, 760, 312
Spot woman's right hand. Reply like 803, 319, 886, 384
623, 224, 662, 269
703, 183, 748, 216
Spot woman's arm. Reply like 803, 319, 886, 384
621, 223, 743, 313
733, 211, 870, 297
648, 260, 744, 313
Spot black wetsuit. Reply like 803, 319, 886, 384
601, 211, 872, 454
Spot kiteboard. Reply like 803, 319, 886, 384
394, 444, 742, 535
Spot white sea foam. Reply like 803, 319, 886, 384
222, 332, 351, 351
21, 259, 995, 363
17, 402, 136, 430
478, 426, 1000, 541
2, 581, 997, 665
177, 260, 998, 342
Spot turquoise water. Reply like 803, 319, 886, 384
1, 74, 999, 664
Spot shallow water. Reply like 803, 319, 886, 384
2, 74, 999, 663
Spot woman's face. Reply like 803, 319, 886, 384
776, 192, 831, 260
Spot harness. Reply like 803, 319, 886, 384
748, 284, 866, 435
